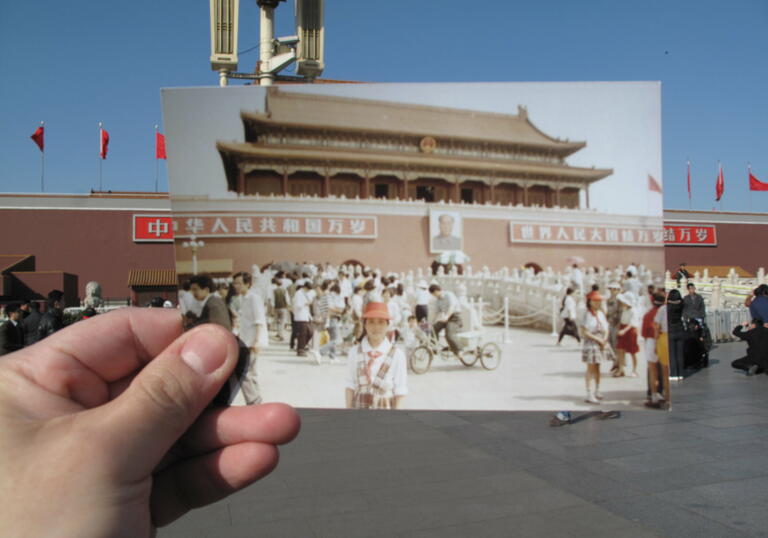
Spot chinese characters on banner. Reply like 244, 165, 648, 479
133, 215, 174, 242
663, 224, 717, 246
509, 223, 665, 247
173, 214, 377, 239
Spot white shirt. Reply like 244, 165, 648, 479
654, 305, 668, 333
561, 295, 577, 320
339, 278, 353, 300
351, 294, 364, 317
238, 288, 266, 348
292, 289, 312, 322
415, 288, 431, 306
179, 289, 202, 316
345, 337, 408, 397
581, 309, 608, 335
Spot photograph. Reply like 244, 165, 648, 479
162, 81, 669, 411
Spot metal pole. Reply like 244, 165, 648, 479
40, 121, 45, 192
259, 3, 275, 86
219, 68, 228, 87
550, 295, 558, 336
503, 296, 511, 343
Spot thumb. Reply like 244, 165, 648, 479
97, 324, 239, 477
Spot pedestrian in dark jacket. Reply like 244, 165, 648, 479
21, 302, 42, 346
0, 303, 25, 356
731, 319, 768, 375
37, 290, 65, 341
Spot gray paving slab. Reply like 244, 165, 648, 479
158, 341, 768, 538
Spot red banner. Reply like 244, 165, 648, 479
510, 223, 664, 247
663, 224, 717, 246
133, 215, 174, 242
173, 214, 378, 239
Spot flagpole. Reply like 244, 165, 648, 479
687, 158, 691, 210
98, 122, 103, 191
748, 163, 752, 213
40, 121, 45, 192
154, 125, 159, 192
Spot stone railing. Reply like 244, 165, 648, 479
664, 267, 766, 309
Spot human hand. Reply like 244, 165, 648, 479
0, 308, 300, 537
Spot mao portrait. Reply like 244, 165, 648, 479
430, 211, 463, 253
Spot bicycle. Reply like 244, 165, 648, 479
408, 328, 501, 374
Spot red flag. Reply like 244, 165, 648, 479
155, 132, 166, 159
715, 163, 724, 201
750, 170, 768, 191
648, 174, 662, 193
686, 160, 691, 200
30, 126, 44, 152
100, 127, 110, 159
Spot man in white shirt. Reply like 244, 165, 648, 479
232, 272, 264, 405
292, 282, 313, 357
345, 302, 408, 409
414, 280, 431, 323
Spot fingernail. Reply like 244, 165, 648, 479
181, 329, 228, 375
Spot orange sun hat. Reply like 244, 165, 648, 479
362, 302, 391, 320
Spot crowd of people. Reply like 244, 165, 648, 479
558, 262, 768, 408
0, 290, 68, 355
176, 263, 482, 410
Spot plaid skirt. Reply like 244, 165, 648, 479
582, 338, 615, 364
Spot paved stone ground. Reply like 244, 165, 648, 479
160, 341, 768, 537
254, 324, 649, 411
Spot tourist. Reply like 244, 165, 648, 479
37, 289, 65, 340
291, 281, 313, 357
605, 282, 622, 373
344, 302, 408, 409
21, 301, 42, 346
642, 292, 666, 407
748, 284, 768, 321
682, 283, 706, 327
272, 277, 291, 341
674, 262, 691, 287
187, 275, 231, 331
580, 290, 613, 404
665, 288, 686, 381
653, 294, 672, 403
0, 303, 25, 355
557, 287, 580, 345
414, 280, 431, 323
429, 284, 463, 359
232, 271, 265, 404
615, 292, 640, 377
319, 283, 345, 362
730, 319, 768, 376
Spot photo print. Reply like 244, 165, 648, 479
162, 81, 669, 411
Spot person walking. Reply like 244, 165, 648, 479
666, 289, 686, 381
557, 287, 580, 345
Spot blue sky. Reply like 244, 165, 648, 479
1, 0, 766, 212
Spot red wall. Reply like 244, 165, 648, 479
0, 209, 175, 300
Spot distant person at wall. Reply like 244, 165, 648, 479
0, 303, 25, 356
557, 287, 580, 345
748, 284, 768, 322
682, 283, 706, 326
432, 213, 462, 251
345, 302, 408, 409
37, 290, 65, 341
21, 301, 42, 346
674, 262, 691, 287
731, 319, 768, 376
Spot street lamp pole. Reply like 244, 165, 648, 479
181, 235, 206, 275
